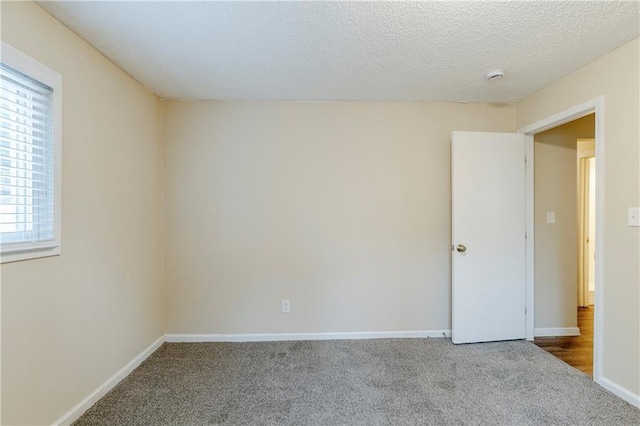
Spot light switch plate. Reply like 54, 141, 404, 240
547, 211, 556, 224
628, 207, 640, 227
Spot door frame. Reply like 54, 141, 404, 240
577, 149, 595, 308
517, 96, 604, 380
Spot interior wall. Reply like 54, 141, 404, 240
163, 101, 515, 335
533, 114, 594, 328
0, 2, 164, 425
516, 37, 640, 397
2, 1, 636, 421
577, 139, 595, 154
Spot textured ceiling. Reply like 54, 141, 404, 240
36, 1, 639, 103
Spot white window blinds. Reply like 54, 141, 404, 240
0, 62, 55, 245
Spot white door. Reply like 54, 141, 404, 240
451, 131, 526, 344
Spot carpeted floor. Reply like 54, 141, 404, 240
74, 338, 640, 425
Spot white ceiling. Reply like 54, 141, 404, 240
37, 1, 639, 103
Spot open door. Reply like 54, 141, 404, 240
451, 131, 526, 344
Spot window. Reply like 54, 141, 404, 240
0, 42, 61, 263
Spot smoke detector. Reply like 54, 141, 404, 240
486, 70, 505, 81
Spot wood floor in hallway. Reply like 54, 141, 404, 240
533, 306, 594, 376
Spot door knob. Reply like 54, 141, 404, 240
456, 244, 467, 253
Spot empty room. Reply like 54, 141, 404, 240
1, 1, 639, 425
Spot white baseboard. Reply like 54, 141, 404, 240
534, 327, 581, 337
53, 335, 164, 426
596, 376, 640, 408
165, 330, 452, 343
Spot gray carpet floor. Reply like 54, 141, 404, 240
74, 338, 640, 425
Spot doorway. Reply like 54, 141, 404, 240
528, 114, 595, 375
517, 97, 604, 381
578, 147, 595, 308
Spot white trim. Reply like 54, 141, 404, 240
534, 327, 581, 337
525, 134, 535, 341
0, 242, 61, 263
577, 156, 587, 307
165, 330, 452, 343
593, 98, 604, 382
518, 98, 599, 135
52, 336, 164, 426
0, 41, 63, 264
596, 377, 640, 409
577, 154, 595, 308
518, 95, 605, 388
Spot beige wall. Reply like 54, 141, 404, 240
534, 114, 594, 328
163, 101, 514, 334
577, 138, 595, 155
1, 1, 637, 421
517, 38, 639, 396
1, 2, 164, 425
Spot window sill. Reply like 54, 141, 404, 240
0, 243, 61, 264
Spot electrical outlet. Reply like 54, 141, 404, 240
281, 299, 290, 313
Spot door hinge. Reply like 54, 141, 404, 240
525, 232, 527, 239
525, 156, 527, 164
525, 307, 527, 315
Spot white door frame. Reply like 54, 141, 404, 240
517, 96, 604, 380
577, 149, 595, 308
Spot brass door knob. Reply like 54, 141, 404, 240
456, 244, 467, 253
